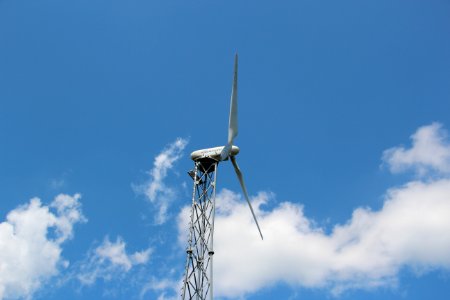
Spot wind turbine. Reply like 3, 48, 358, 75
181, 54, 263, 300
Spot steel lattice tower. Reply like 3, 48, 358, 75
181, 159, 218, 300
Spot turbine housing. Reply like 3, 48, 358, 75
190, 145, 240, 162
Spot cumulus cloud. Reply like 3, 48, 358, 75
383, 122, 450, 175
173, 123, 450, 298
133, 138, 188, 224
177, 183, 450, 298
76, 236, 152, 286
0, 194, 85, 300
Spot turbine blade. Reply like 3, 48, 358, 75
228, 53, 238, 145
230, 156, 264, 240
220, 54, 239, 161
220, 144, 231, 161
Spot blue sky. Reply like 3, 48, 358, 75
1, 0, 450, 299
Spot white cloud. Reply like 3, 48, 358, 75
383, 122, 450, 175
133, 138, 188, 224
76, 236, 152, 286
176, 181, 450, 298
140, 277, 180, 300
0, 194, 85, 300
177, 205, 191, 247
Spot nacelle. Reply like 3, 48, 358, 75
190, 145, 240, 161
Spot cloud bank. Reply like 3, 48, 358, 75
208, 183, 450, 297
0, 194, 85, 300
174, 123, 450, 298
134, 138, 188, 224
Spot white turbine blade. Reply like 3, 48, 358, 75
220, 54, 239, 161
220, 144, 231, 161
228, 53, 238, 145
230, 156, 264, 240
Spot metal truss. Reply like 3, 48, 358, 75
181, 159, 218, 300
